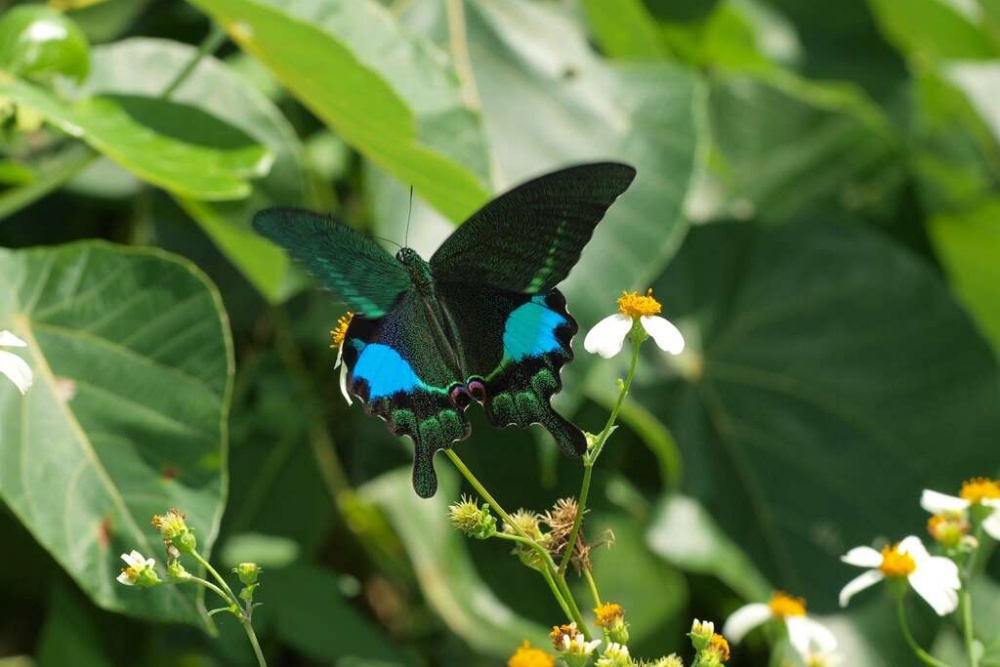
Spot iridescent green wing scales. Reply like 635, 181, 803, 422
342, 292, 469, 497
430, 162, 636, 293
253, 208, 411, 317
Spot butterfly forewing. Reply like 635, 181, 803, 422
253, 208, 411, 318
430, 162, 637, 293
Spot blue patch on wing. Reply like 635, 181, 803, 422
351, 342, 423, 399
502, 295, 567, 360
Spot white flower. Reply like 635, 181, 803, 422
330, 312, 354, 405
922, 480, 1000, 541
0, 330, 32, 395
584, 290, 684, 359
595, 642, 630, 667
562, 632, 601, 658
839, 536, 960, 615
116, 550, 158, 587
800, 646, 842, 667
724, 592, 837, 659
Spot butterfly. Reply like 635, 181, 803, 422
253, 162, 637, 497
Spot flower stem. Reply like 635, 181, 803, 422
188, 575, 233, 606
444, 448, 591, 637
961, 589, 979, 667
897, 598, 954, 667
558, 340, 641, 577
240, 616, 268, 667
583, 568, 602, 607
190, 550, 240, 605
189, 551, 267, 667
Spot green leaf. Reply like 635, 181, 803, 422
868, 0, 1000, 61
928, 198, 1000, 353
262, 563, 412, 665
580, 0, 667, 60
641, 220, 1000, 605
0, 5, 90, 84
362, 467, 551, 658
705, 70, 901, 223
37, 585, 113, 667
0, 242, 232, 624
81, 37, 309, 303
646, 494, 771, 600
0, 75, 272, 202
186, 0, 491, 222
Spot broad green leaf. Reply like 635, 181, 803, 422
0, 242, 232, 624
261, 563, 412, 665
928, 198, 1000, 353
81, 38, 309, 302
186, 0, 491, 222
363, 467, 550, 658
868, 0, 1000, 61
641, 220, 1000, 605
0, 75, 272, 202
580, 0, 666, 60
705, 70, 901, 223
647, 494, 771, 600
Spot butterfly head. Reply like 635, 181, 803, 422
395, 247, 433, 289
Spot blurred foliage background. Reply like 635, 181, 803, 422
0, 0, 999, 665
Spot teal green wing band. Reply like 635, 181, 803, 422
253, 207, 411, 317
343, 292, 468, 497
442, 287, 586, 457
429, 162, 636, 294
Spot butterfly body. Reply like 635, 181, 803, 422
254, 162, 637, 496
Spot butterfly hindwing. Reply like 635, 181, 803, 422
253, 208, 411, 317
342, 292, 469, 497
440, 286, 586, 456
430, 162, 637, 293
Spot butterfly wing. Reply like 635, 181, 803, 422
441, 286, 585, 456
342, 292, 469, 498
429, 162, 636, 293
253, 208, 411, 317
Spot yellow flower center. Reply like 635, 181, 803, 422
124, 566, 140, 580
508, 641, 555, 667
548, 624, 577, 650
594, 602, 624, 627
617, 289, 662, 318
959, 477, 1000, 504
330, 312, 354, 349
708, 633, 731, 661
879, 544, 917, 577
768, 591, 807, 618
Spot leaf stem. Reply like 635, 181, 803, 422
896, 598, 953, 667
583, 568, 602, 607
160, 24, 228, 100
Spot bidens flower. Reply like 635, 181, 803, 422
116, 550, 160, 587
550, 623, 600, 667
839, 536, 960, 615
584, 290, 684, 359
922, 478, 1000, 541
723, 591, 837, 659
331, 311, 354, 405
0, 330, 32, 395
508, 640, 555, 667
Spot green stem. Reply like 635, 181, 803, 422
188, 575, 233, 606
540, 566, 574, 621
961, 589, 979, 667
190, 550, 240, 607
583, 568, 602, 608
160, 24, 228, 100
240, 617, 268, 667
190, 551, 267, 667
558, 340, 641, 576
897, 599, 954, 667
444, 448, 590, 637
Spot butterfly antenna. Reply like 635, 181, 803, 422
404, 185, 414, 248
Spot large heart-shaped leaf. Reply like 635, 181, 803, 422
0, 75, 272, 202
640, 219, 1000, 605
0, 242, 232, 624
185, 0, 491, 222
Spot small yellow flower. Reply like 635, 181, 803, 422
923, 481, 1000, 541
959, 477, 1000, 503
707, 633, 730, 662
151, 508, 196, 553
927, 512, 969, 548
508, 640, 555, 667
878, 545, 917, 577
584, 289, 684, 359
116, 550, 160, 587
331, 311, 355, 405
724, 591, 836, 659
594, 602, 624, 628
767, 591, 806, 617
449, 495, 496, 539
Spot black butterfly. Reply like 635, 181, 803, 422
254, 162, 637, 496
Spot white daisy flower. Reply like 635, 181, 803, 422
561, 632, 601, 659
584, 289, 684, 359
595, 642, 631, 667
724, 591, 837, 658
800, 646, 842, 667
839, 536, 960, 615
922, 478, 1000, 541
116, 550, 160, 587
0, 330, 32, 395
330, 312, 354, 405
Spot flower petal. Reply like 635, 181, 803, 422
116, 571, 134, 586
640, 315, 685, 355
786, 616, 838, 655
583, 314, 632, 359
908, 562, 960, 616
0, 350, 32, 395
920, 489, 969, 514
841, 546, 883, 568
982, 506, 1000, 541
722, 603, 773, 643
0, 330, 27, 347
839, 569, 884, 607
898, 535, 931, 563
336, 349, 353, 406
